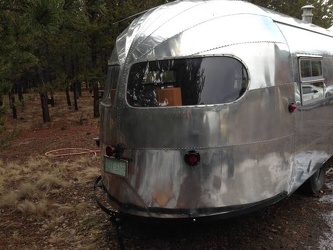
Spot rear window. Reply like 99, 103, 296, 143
126, 57, 248, 107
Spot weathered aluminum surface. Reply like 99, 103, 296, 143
274, 19, 333, 192
99, 0, 333, 218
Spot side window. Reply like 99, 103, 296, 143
101, 64, 120, 105
299, 58, 325, 105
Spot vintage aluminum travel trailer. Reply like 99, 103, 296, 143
95, 0, 333, 222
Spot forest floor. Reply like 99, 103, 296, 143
0, 90, 332, 250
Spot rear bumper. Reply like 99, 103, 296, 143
94, 176, 288, 223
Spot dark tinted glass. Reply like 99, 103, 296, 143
127, 57, 248, 107
102, 65, 120, 103
300, 60, 322, 78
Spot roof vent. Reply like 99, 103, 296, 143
301, 5, 314, 23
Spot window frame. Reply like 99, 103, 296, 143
298, 57, 325, 106
101, 64, 120, 106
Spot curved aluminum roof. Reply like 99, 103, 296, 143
111, 0, 331, 66
112, 1, 266, 64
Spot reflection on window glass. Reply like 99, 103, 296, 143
299, 58, 324, 105
300, 60, 311, 78
312, 61, 322, 76
301, 82, 325, 105
300, 59, 322, 78
127, 57, 248, 107
102, 65, 120, 103
144, 70, 175, 84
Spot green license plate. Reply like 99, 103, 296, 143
104, 157, 128, 177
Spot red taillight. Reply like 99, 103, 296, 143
105, 146, 114, 157
184, 150, 200, 166
288, 103, 297, 113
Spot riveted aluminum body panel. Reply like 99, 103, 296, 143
99, 0, 333, 219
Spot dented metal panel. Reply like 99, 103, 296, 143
98, 0, 333, 219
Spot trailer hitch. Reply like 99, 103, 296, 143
94, 176, 125, 250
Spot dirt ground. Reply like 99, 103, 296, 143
0, 90, 332, 250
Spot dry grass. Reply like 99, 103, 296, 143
0, 155, 100, 217
36, 174, 68, 192
0, 154, 109, 249
16, 200, 52, 216
0, 91, 100, 217
0, 91, 109, 249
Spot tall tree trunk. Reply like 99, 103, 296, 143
36, 63, 50, 123
73, 81, 78, 111
38, 92, 50, 122
93, 81, 100, 118
49, 92, 55, 107
75, 54, 82, 97
9, 91, 17, 119
77, 80, 82, 97
18, 83, 24, 106
40, 92, 50, 123
66, 84, 71, 107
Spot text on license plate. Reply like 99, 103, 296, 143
104, 157, 128, 177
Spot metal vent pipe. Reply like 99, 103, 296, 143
301, 5, 314, 23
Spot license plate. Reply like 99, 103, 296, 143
104, 157, 128, 177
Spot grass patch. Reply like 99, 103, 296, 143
17, 199, 51, 216
0, 155, 100, 217
0, 191, 19, 208
36, 174, 68, 192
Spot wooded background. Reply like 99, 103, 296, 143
0, 0, 332, 124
